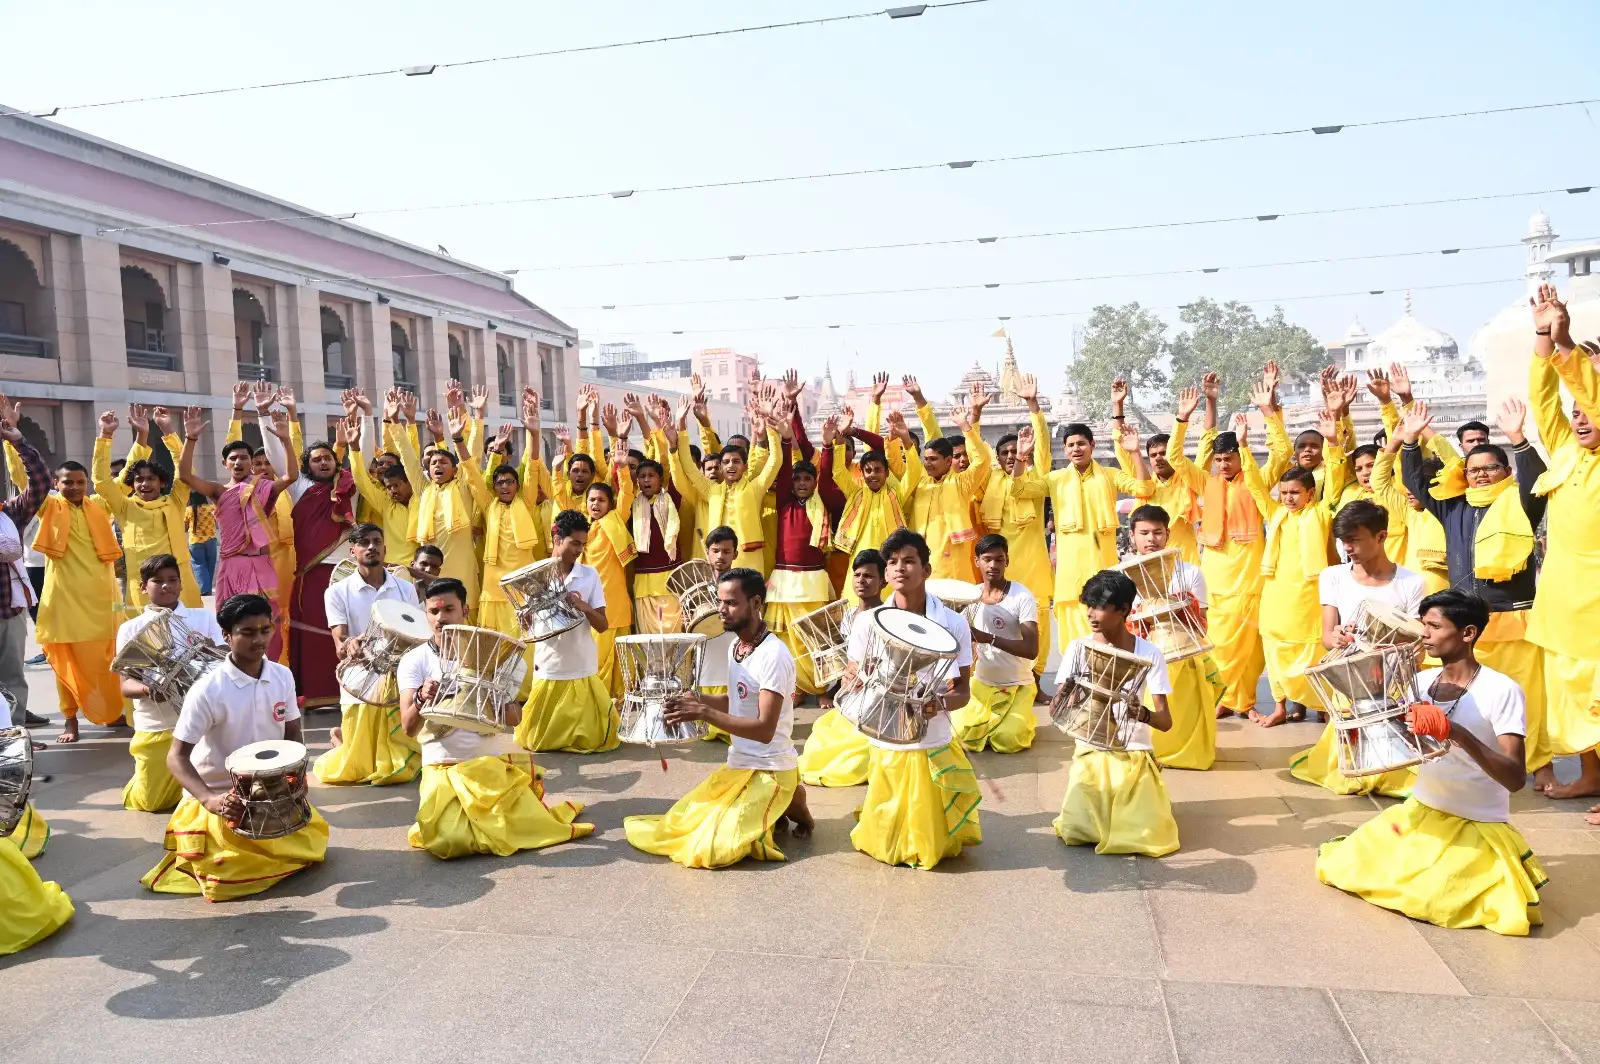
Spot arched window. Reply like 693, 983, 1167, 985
321, 306, 352, 388
391, 321, 415, 389
122, 265, 177, 370
448, 334, 467, 386
497, 343, 514, 406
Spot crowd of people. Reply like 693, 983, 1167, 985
4, 282, 1598, 955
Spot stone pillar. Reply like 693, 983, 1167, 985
61, 235, 129, 392
281, 284, 323, 402
419, 316, 449, 405
176, 260, 238, 398
360, 299, 394, 395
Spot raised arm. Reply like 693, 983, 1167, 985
91, 411, 131, 517
0, 402, 47, 525
1497, 398, 1548, 528
177, 406, 226, 500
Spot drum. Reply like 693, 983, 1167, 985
616, 634, 708, 745
666, 559, 722, 637
500, 558, 585, 642
791, 600, 853, 687
1048, 641, 1153, 751
1116, 549, 1211, 662
336, 598, 432, 707
420, 625, 526, 735
1301, 645, 1448, 777
926, 579, 982, 611
330, 559, 413, 586
224, 739, 312, 840
837, 607, 958, 745
110, 609, 228, 705
1351, 599, 1424, 651
0, 727, 33, 836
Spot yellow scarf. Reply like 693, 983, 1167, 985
1409, 509, 1448, 573
415, 475, 471, 543
632, 492, 680, 562
34, 494, 121, 562
586, 509, 638, 569
1261, 505, 1324, 581
1056, 463, 1118, 536
1464, 477, 1534, 581
483, 496, 540, 566
131, 494, 189, 560
803, 492, 831, 551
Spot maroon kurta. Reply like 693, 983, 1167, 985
289, 470, 355, 707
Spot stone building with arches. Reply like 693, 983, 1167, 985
0, 112, 579, 469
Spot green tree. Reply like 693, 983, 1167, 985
1167, 299, 1323, 416
1069, 302, 1169, 420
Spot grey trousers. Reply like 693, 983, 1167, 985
0, 611, 28, 722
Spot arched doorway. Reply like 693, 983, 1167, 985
0, 238, 52, 358
121, 265, 177, 370
448, 334, 468, 387
496, 342, 514, 406
390, 321, 416, 391
321, 306, 352, 390
234, 288, 277, 381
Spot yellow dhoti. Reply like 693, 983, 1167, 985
141, 797, 329, 902
1540, 647, 1600, 757
1262, 638, 1324, 708
313, 701, 421, 786
950, 679, 1038, 753
851, 744, 982, 870
1053, 747, 1179, 857
1316, 797, 1545, 937
0, 838, 73, 955
515, 674, 620, 753
409, 753, 593, 859
1150, 655, 1223, 770
1289, 723, 1415, 797
1476, 630, 1548, 772
595, 626, 631, 702
122, 729, 183, 812
8, 803, 49, 859
1207, 592, 1265, 713
797, 709, 871, 786
765, 599, 829, 696
624, 767, 798, 868
43, 640, 122, 724
1054, 601, 1091, 650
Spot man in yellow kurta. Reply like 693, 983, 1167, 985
93, 407, 201, 609
978, 375, 1052, 679
897, 383, 992, 583
1047, 412, 1153, 648
36, 436, 124, 743
1113, 378, 1200, 564
582, 454, 637, 701
831, 432, 917, 605
403, 407, 489, 612
669, 414, 781, 577
348, 405, 418, 566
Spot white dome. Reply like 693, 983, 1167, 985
1340, 318, 1371, 346
1528, 208, 1553, 240
1369, 299, 1458, 365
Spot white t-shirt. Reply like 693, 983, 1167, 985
324, 570, 420, 639
117, 606, 226, 733
699, 630, 736, 690
173, 657, 300, 794
1055, 635, 1173, 751
725, 633, 798, 771
1318, 562, 1425, 628
397, 642, 521, 766
847, 596, 974, 752
1411, 665, 1526, 823
532, 562, 607, 681
970, 581, 1039, 689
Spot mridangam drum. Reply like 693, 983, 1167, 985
224, 739, 312, 840
1048, 641, 1153, 751
666, 559, 722, 637
0, 726, 34, 836
616, 634, 708, 745
500, 558, 585, 642
791, 600, 852, 687
926, 579, 982, 611
1351, 599, 1424, 652
336, 598, 432, 707
837, 607, 958, 745
1115, 549, 1212, 662
420, 625, 526, 735
110, 609, 228, 705
1301, 645, 1447, 777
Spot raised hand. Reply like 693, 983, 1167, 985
128, 402, 150, 442
332, 415, 351, 448
1250, 376, 1276, 413
553, 425, 572, 452
783, 368, 803, 400
350, 387, 373, 415
821, 416, 839, 447
470, 383, 489, 416
952, 404, 973, 435
1496, 397, 1527, 444
1230, 412, 1251, 449
1261, 360, 1281, 394
1531, 281, 1573, 347
1118, 420, 1139, 454
0, 395, 18, 434
1110, 378, 1129, 411
400, 390, 418, 423
1316, 409, 1338, 441
1016, 422, 1035, 463
968, 380, 991, 422
1335, 374, 1359, 415
1398, 401, 1433, 445
1200, 371, 1220, 403
618, 408, 636, 439
231, 380, 252, 412
487, 423, 513, 455
1388, 362, 1414, 405
183, 405, 208, 439
1318, 365, 1339, 406
886, 408, 909, 443
600, 402, 620, 438
446, 406, 468, 439
424, 407, 446, 441
837, 405, 855, 434
870, 371, 889, 403
340, 388, 360, 418
675, 395, 693, 431
1365, 367, 1392, 404
346, 414, 364, 452
1175, 385, 1200, 422
98, 410, 119, 438
252, 379, 275, 410
902, 375, 925, 405
275, 386, 297, 414
268, 406, 293, 441
152, 406, 176, 436
382, 388, 400, 422
445, 378, 464, 412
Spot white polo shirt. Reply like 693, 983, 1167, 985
116, 605, 225, 733
397, 642, 522, 766
532, 562, 607, 680
725, 633, 797, 771
1412, 665, 1526, 823
846, 595, 974, 752
325, 569, 420, 639
174, 656, 300, 795
970, 581, 1039, 689
1055, 635, 1172, 751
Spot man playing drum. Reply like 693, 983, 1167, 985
314, 523, 423, 786
141, 593, 329, 901
949, 534, 1040, 754
398, 577, 594, 859
625, 567, 813, 867
798, 549, 885, 787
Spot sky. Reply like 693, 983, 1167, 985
7, 0, 1600, 403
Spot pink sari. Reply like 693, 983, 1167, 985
216, 476, 282, 659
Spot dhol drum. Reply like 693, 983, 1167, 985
1113, 548, 1211, 662
0, 727, 34, 836
336, 599, 432, 707
420, 625, 527, 735
837, 607, 959, 745
330, 558, 413, 587
926, 579, 983, 611
1350, 599, 1425, 652
224, 739, 312, 840
791, 599, 853, 687
666, 559, 722, 637
1301, 645, 1448, 777
110, 609, 228, 705
1048, 641, 1154, 751
616, 634, 708, 745
500, 558, 585, 642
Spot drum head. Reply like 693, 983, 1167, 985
1359, 601, 1424, 639
685, 609, 725, 638
226, 739, 308, 777
618, 633, 707, 649
926, 579, 982, 610
873, 607, 959, 654
504, 558, 560, 585
371, 598, 431, 642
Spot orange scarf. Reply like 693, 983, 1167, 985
1200, 473, 1261, 548
34, 494, 121, 562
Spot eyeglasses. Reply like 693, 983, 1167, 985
1466, 463, 1507, 475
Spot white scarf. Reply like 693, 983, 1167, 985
632, 492, 680, 563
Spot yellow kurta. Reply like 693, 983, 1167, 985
1118, 438, 1200, 564
904, 429, 992, 582
350, 445, 419, 563
35, 501, 120, 644
411, 455, 491, 609
94, 434, 201, 607
1047, 459, 1152, 648
832, 442, 916, 604
670, 427, 781, 575
978, 410, 1053, 673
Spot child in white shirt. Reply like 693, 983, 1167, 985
951, 534, 1041, 753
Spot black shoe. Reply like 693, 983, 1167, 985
21, 711, 49, 727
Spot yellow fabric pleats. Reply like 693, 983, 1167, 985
634, 594, 680, 635
1053, 747, 1179, 857
950, 679, 1038, 753
1540, 648, 1600, 757
0, 838, 73, 955
1316, 797, 1545, 937
595, 625, 630, 701
851, 744, 982, 870
9, 803, 49, 859
1289, 723, 1415, 798
313, 702, 421, 786
141, 797, 328, 902
516, 674, 620, 753
409, 753, 594, 859
624, 767, 799, 868
798, 708, 871, 786
1150, 655, 1223, 770
1054, 600, 1092, 651
765, 600, 830, 695
1206, 592, 1265, 713
1262, 638, 1324, 707
1475, 634, 1548, 772
122, 729, 183, 812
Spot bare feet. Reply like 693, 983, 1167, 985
329, 726, 344, 748
817, 692, 835, 710
1586, 803, 1600, 827
57, 716, 79, 744
1545, 774, 1600, 800
784, 785, 815, 839
1216, 706, 1236, 720
1253, 708, 1287, 728
1284, 702, 1306, 723
1533, 764, 1558, 794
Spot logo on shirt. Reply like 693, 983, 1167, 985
272, 700, 288, 723
736, 681, 749, 700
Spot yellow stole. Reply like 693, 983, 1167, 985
586, 509, 637, 569
34, 495, 121, 562
414, 476, 471, 543
1261, 505, 1324, 581
1056, 463, 1117, 536
483, 497, 540, 565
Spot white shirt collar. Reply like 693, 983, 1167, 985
221, 656, 270, 688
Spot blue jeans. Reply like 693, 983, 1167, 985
190, 538, 219, 596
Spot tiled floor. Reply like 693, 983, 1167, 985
5, 659, 1598, 1063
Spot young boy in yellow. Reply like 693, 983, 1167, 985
582, 471, 636, 701
94, 406, 202, 608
